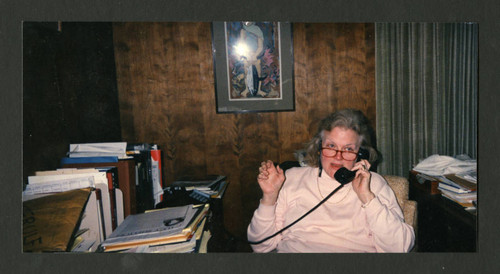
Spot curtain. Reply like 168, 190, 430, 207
375, 23, 478, 177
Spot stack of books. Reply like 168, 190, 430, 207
98, 204, 209, 253
437, 171, 477, 210
61, 142, 166, 215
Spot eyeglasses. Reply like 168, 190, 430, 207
321, 147, 358, 161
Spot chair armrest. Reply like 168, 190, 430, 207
403, 200, 418, 232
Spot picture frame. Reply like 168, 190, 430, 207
211, 22, 294, 113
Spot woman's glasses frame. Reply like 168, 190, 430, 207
321, 147, 358, 161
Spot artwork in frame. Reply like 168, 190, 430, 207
211, 21, 294, 113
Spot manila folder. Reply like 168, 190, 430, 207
23, 188, 91, 252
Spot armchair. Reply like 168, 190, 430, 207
382, 175, 418, 231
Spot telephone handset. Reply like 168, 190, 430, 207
333, 147, 370, 184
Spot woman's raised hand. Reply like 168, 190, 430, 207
257, 160, 285, 205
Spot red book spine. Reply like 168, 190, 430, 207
106, 171, 117, 230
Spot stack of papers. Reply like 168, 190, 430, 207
439, 188, 476, 207
124, 218, 208, 253
99, 204, 209, 252
413, 154, 476, 176
414, 154, 477, 209
170, 175, 227, 198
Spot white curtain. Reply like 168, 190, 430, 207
375, 23, 478, 177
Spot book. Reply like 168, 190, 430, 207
99, 204, 209, 252
150, 149, 164, 205
128, 218, 207, 253
438, 187, 477, 207
68, 142, 130, 159
438, 182, 471, 194
126, 143, 165, 212
61, 156, 119, 165
434, 175, 469, 191
103, 167, 120, 229
444, 173, 477, 191
131, 149, 155, 212
134, 234, 198, 253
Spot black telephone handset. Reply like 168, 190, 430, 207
334, 147, 370, 184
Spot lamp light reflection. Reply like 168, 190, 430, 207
234, 42, 249, 58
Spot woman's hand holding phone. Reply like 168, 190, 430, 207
351, 159, 375, 205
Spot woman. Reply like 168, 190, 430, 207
247, 109, 415, 252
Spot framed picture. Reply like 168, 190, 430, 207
211, 22, 294, 113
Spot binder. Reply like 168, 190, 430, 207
134, 150, 155, 213
150, 149, 164, 205
126, 143, 165, 213
61, 156, 119, 165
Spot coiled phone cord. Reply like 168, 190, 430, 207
247, 182, 345, 245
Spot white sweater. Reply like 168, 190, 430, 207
247, 166, 415, 253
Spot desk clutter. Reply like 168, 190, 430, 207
23, 188, 96, 252
98, 204, 210, 253
22, 142, 228, 253
409, 154, 477, 252
412, 154, 477, 211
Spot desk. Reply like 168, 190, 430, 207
409, 171, 477, 252
204, 197, 252, 252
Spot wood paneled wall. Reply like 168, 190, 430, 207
23, 22, 122, 185
113, 22, 375, 237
